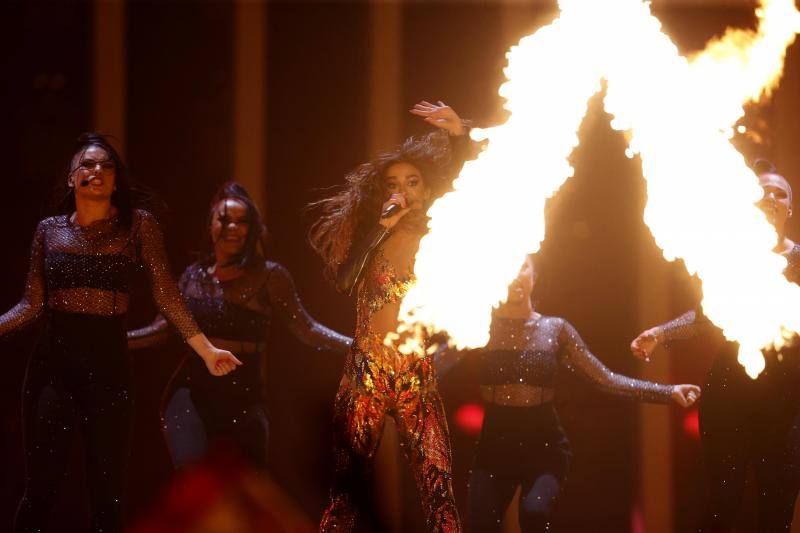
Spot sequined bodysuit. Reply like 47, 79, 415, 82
448, 314, 673, 533
2, 210, 200, 533
478, 315, 673, 406
0, 210, 199, 337
655, 244, 800, 532
318, 129, 475, 533
320, 237, 461, 533
128, 260, 351, 469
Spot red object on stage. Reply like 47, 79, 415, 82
454, 403, 484, 435
683, 408, 700, 440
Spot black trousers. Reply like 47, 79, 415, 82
699, 344, 800, 532
161, 352, 269, 471
15, 311, 132, 533
468, 403, 571, 533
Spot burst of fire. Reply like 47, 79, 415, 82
397, 0, 800, 378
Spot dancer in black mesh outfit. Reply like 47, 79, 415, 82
128, 182, 351, 470
631, 161, 800, 532
2, 133, 240, 533
437, 256, 700, 533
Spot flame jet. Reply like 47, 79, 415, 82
397, 3, 610, 351
398, 0, 800, 378
603, 0, 800, 377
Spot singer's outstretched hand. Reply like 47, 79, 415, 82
378, 193, 410, 230
409, 101, 464, 136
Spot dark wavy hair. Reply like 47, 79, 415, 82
205, 181, 268, 269
308, 129, 463, 280
52, 132, 165, 227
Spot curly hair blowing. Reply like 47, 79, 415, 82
308, 129, 462, 280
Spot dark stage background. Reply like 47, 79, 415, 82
1, 1, 799, 532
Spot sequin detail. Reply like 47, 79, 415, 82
321, 244, 460, 533
0, 210, 199, 339
361, 247, 416, 318
479, 316, 673, 405
129, 260, 351, 353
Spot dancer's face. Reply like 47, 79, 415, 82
506, 256, 536, 305
210, 198, 250, 259
757, 172, 792, 232
68, 145, 116, 201
384, 162, 431, 212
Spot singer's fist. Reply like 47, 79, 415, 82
379, 193, 410, 229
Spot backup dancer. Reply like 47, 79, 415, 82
437, 255, 700, 532
631, 160, 800, 532
3, 133, 239, 533
128, 182, 351, 470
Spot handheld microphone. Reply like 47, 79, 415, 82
80, 176, 95, 187
381, 202, 402, 219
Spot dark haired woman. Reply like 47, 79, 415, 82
2, 133, 240, 533
631, 161, 800, 532
128, 182, 352, 470
309, 101, 474, 532
436, 256, 700, 533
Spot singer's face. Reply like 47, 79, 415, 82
210, 198, 250, 259
505, 256, 536, 306
384, 162, 430, 211
69, 145, 116, 200
757, 172, 792, 232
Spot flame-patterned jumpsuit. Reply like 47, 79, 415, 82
319, 128, 474, 533
319, 235, 461, 532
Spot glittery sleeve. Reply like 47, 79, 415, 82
126, 267, 190, 349
558, 319, 673, 403
136, 210, 200, 340
267, 262, 352, 353
657, 309, 716, 344
0, 220, 47, 337
656, 247, 800, 344
784, 245, 800, 283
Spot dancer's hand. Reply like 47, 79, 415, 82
378, 193, 411, 230
202, 348, 243, 376
631, 326, 663, 362
671, 384, 701, 407
410, 100, 465, 136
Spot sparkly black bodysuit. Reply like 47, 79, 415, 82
655, 244, 800, 533
128, 260, 351, 469
1, 210, 200, 533
478, 315, 672, 405
438, 314, 674, 533
0, 210, 199, 337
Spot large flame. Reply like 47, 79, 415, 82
398, 0, 800, 378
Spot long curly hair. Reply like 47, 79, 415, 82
308, 130, 464, 280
